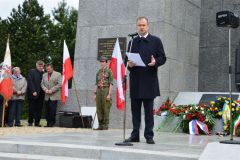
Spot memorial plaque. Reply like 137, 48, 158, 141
98, 37, 127, 60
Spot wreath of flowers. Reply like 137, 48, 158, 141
154, 97, 240, 136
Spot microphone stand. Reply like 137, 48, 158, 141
115, 35, 136, 146
220, 27, 240, 145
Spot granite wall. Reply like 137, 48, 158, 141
199, 0, 240, 92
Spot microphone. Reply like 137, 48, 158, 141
128, 32, 138, 37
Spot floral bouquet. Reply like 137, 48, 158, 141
168, 105, 184, 116
210, 97, 240, 118
153, 98, 175, 116
209, 97, 240, 134
209, 97, 226, 119
178, 104, 214, 133
158, 103, 214, 134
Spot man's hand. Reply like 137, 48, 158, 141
45, 90, 50, 94
33, 92, 37, 96
45, 89, 52, 94
17, 91, 22, 95
128, 61, 136, 68
93, 94, 96, 101
106, 94, 111, 101
148, 55, 156, 66
48, 90, 53, 94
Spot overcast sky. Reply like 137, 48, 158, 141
0, 0, 79, 19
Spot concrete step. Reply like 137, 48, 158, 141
0, 140, 198, 160
199, 142, 240, 160
0, 152, 95, 160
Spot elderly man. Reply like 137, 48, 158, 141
41, 63, 62, 127
8, 67, 27, 127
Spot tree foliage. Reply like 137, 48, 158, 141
0, 0, 78, 119
49, 0, 78, 71
0, 0, 77, 75
6, 0, 52, 75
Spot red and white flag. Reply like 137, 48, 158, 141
61, 40, 73, 104
0, 38, 13, 101
109, 38, 126, 111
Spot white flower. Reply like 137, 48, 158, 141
185, 110, 188, 114
201, 107, 204, 110
190, 107, 193, 110
183, 115, 186, 119
201, 111, 205, 114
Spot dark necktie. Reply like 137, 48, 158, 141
140, 37, 147, 42
48, 73, 52, 81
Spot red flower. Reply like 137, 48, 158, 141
186, 114, 193, 120
169, 108, 178, 114
198, 115, 204, 122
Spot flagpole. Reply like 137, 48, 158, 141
122, 38, 133, 140
115, 36, 135, 146
1, 36, 12, 128
72, 78, 85, 128
1, 99, 6, 127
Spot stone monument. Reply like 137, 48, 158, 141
61, 0, 201, 129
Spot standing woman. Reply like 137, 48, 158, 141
8, 67, 27, 127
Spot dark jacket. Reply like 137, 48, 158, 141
27, 69, 44, 100
126, 34, 166, 99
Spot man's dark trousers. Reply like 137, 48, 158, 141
130, 98, 154, 140
45, 100, 57, 126
28, 98, 43, 125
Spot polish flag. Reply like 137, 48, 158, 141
109, 38, 126, 111
61, 40, 73, 104
0, 38, 13, 101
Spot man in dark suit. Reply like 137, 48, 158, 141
125, 17, 166, 144
27, 60, 45, 127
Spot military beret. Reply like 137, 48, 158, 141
99, 56, 108, 62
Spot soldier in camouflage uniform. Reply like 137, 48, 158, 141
94, 56, 113, 130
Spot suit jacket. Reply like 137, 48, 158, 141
27, 69, 44, 100
41, 71, 62, 101
126, 34, 166, 99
